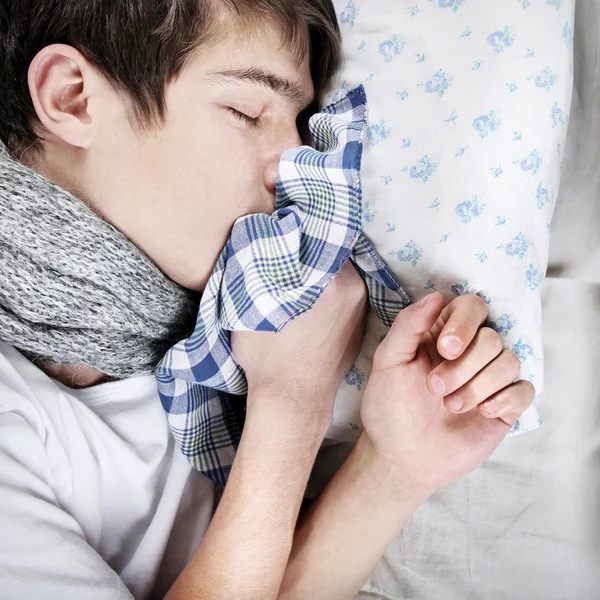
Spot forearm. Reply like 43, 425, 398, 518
166, 399, 326, 600
278, 434, 431, 600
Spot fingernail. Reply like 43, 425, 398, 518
482, 399, 499, 416
445, 394, 464, 412
429, 373, 446, 396
441, 336, 462, 357
417, 296, 429, 308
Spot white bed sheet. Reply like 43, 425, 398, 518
309, 1, 600, 597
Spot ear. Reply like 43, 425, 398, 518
28, 44, 95, 150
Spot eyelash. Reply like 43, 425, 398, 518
228, 108, 260, 127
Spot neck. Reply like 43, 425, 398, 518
41, 363, 113, 389
0, 142, 200, 380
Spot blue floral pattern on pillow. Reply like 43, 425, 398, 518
324, 0, 574, 442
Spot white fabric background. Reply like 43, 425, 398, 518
310, 1, 600, 597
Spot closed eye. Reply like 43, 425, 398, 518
228, 108, 260, 127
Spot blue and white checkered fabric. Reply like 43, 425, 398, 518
156, 86, 410, 486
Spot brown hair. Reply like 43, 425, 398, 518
0, 0, 341, 154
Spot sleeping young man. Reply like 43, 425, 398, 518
0, 1, 534, 599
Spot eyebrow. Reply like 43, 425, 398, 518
206, 67, 315, 110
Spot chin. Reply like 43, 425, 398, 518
165, 256, 216, 293
173, 272, 207, 293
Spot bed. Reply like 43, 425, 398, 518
310, 2, 600, 597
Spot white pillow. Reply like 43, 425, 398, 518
325, 0, 575, 442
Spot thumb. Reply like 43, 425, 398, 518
375, 292, 444, 369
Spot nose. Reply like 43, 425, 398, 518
263, 127, 303, 196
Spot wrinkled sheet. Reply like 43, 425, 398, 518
309, 2, 600, 597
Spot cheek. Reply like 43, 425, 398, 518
102, 97, 271, 289
157, 143, 266, 289
169, 126, 265, 219
160, 86, 268, 217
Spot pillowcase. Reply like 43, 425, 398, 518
325, 0, 575, 442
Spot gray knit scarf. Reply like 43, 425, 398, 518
0, 141, 200, 378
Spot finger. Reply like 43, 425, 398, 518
375, 292, 444, 369
430, 295, 489, 361
478, 380, 536, 426
439, 349, 520, 413
427, 327, 504, 400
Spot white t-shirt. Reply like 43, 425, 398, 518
0, 342, 216, 600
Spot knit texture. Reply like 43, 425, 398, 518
0, 142, 199, 378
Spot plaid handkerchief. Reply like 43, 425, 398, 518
156, 86, 410, 486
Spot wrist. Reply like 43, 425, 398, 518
242, 390, 329, 468
356, 434, 434, 505
278, 433, 432, 599
245, 384, 334, 441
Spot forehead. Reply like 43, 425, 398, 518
212, 6, 310, 62
193, 15, 315, 104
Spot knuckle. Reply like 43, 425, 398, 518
504, 350, 521, 376
501, 380, 535, 409
349, 276, 368, 302
325, 267, 367, 309
339, 264, 362, 287
478, 326, 504, 354
520, 380, 536, 402
319, 280, 338, 303
354, 274, 368, 295
462, 293, 488, 314
463, 381, 483, 406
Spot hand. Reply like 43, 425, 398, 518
232, 262, 368, 429
360, 292, 535, 497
